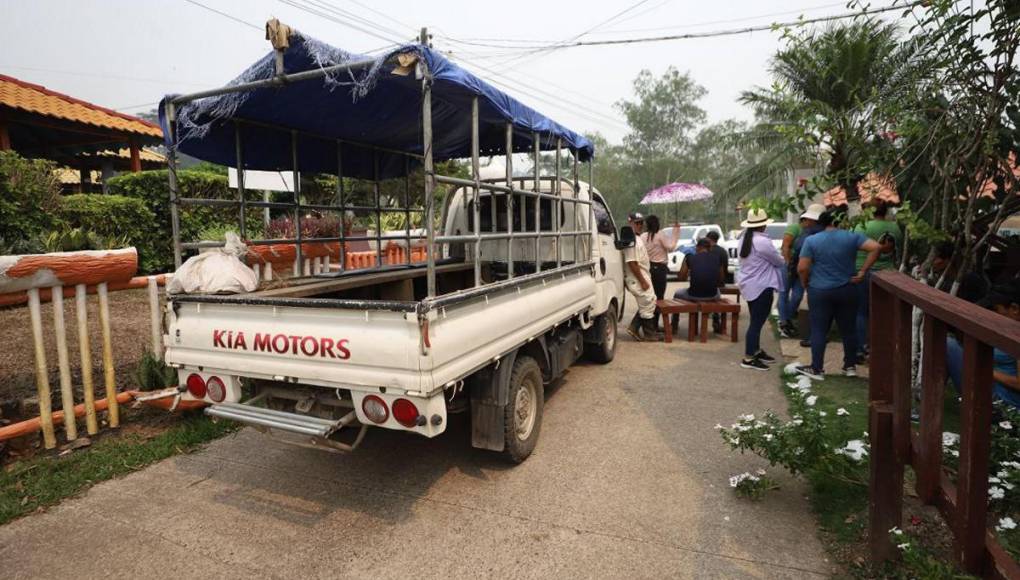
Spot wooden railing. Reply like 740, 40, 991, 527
869, 271, 1020, 578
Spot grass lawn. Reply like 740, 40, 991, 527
0, 413, 237, 525
784, 371, 968, 578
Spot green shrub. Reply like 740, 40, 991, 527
60, 194, 154, 264
0, 151, 62, 244
107, 169, 260, 272
135, 350, 178, 391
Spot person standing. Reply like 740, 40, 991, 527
641, 215, 681, 328
624, 218, 658, 341
779, 204, 824, 338
796, 211, 881, 380
853, 203, 902, 360
736, 209, 786, 371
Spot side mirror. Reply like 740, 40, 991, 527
614, 226, 635, 250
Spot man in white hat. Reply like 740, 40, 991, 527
778, 203, 825, 338
623, 214, 658, 341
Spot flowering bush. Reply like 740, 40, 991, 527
729, 469, 778, 500
717, 375, 867, 492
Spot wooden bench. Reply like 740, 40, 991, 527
657, 299, 699, 343
697, 298, 741, 343
720, 285, 741, 303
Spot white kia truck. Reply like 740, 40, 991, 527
157, 31, 629, 462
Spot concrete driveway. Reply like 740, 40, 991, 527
0, 283, 833, 579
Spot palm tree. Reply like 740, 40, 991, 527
731, 19, 927, 203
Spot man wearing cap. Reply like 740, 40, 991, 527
779, 203, 825, 338
624, 212, 658, 340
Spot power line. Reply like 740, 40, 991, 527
0, 64, 214, 87
278, 0, 409, 46
180, 0, 262, 30
588, 0, 849, 35
505, 3, 918, 50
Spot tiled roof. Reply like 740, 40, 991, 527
0, 73, 162, 139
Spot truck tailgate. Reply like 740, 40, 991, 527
166, 300, 423, 392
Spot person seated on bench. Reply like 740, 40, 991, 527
671, 239, 722, 332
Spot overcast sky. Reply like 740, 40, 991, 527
1, 0, 904, 143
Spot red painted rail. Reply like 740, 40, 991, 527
868, 271, 1020, 578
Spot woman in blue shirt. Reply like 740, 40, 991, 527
795, 211, 881, 380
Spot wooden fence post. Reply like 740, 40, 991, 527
51, 286, 77, 441
27, 288, 57, 449
956, 335, 994, 573
75, 284, 98, 435
917, 317, 947, 504
97, 282, 119, 428
869, 402, 901, 564
892, 299, 913, 463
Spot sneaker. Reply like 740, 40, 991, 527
855, 352, 868, 365
755, 350, 777, 364
799, 339, 811, 348
626, 326, 643, 342
778, 323, 795, 338
843, 365, 857, 378
795, 365, 825, 381
741, 357, 770, 371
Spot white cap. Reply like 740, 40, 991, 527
800, 203, 826, 221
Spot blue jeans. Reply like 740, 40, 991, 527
807, 284, 858, 372
945, 337, 1020, 409
745, 288, 774, 358
780, 273, 804, 324
855, 271, 871, 353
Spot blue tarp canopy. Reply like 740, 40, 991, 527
159, 34, 594, 180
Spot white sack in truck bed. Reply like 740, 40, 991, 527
167, 232, 258, 295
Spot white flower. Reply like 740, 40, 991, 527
763, 434, 774, 441
890, 526, 903, 536
990, 477, 1002, 484
714, 424, 724, 430
756, 469, 766, 476
1000, 421, 1014, 430
942, 432, 960, 447
897, 542, 910, 551
805, 395, 818, 407
791, 418, 804, 426
838, 440, 869, 462
990, 486, 1006, 500
738, 414, 756, 422
836, 408, 849, 416
997, 517, 1017, 531
1004, 482, 1015, 491
819, 411, 827, 417
783, 362, 801, 375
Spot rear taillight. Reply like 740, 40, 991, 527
392, 398, 420, 428
206, 376, 226, 403
186, 373, 206, 398
362, 395, 389, 424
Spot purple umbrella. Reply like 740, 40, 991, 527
640, 182, 714, 205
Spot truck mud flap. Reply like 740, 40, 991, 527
469, 350, 517, 452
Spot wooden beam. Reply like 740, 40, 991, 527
129, 140, 141, 172
0, 121, 10, 150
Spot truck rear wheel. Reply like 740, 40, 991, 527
502, 355, 544, 463
584, 304, 617, 364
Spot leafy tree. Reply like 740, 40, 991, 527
616, 67, 707, 162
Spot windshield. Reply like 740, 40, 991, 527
677, 226, 699, 239
764, 224, 787, 239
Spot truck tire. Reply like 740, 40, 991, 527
584, 304, 617, 364
502, 355, 544, 463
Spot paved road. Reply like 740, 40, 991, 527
1, 285, 833, 579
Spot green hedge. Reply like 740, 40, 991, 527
0, 151, 62, 252
60, 194, 159, 271
107, 169, 260, 273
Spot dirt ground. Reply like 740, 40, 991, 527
0, 288, 157, 411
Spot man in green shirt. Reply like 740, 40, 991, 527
854, 204, 901, 359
